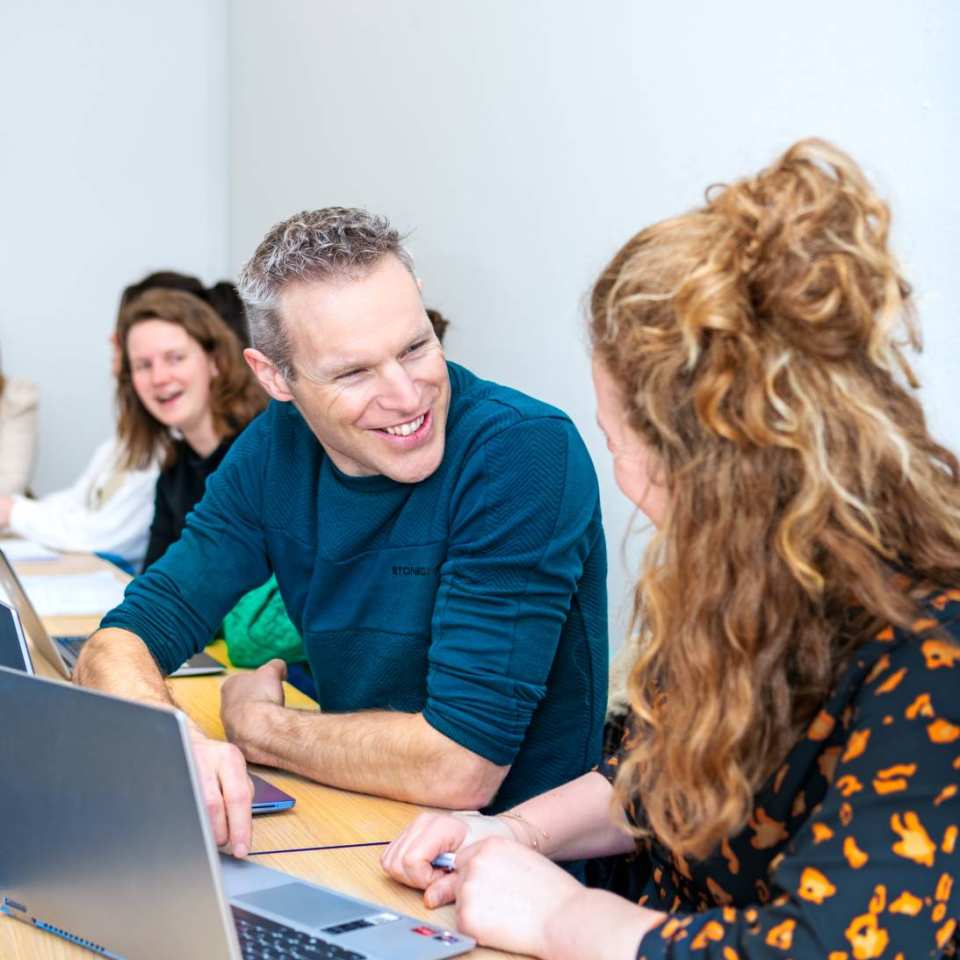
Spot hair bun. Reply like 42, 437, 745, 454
709, 139, 907, 362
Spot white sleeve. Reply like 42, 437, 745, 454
8, 438, 159, 567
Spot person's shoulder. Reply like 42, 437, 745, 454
0, 377, 38, 416
224, 399, 321, 493
107, 433, 160, 480
87, 435, 127, 477
230, 399, 305, 450
853, 588, 960, 718
443, 363, 598, 494
447, 361, 581, 441
884, 586, 960, 666
92, 435, 120, 461
256, 398, 311, 433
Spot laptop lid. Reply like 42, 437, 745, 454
0, 667, 240, 959
0, 598, 34, 673
0, 668, 473, 960
0, 549, 71, 677
170, 649, 227, 677
0, 549, 224, 680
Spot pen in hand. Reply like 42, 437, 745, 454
431, 852, 456, 871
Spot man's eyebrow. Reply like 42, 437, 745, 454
315, 324, 434, 378
403, 328, 433, 348
321, 357, 372, 378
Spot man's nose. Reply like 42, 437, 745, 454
378, 361, 420, 412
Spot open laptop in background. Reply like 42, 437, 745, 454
0, 550, 294, 815
0, 597, 34, 673
0, 548, 224, 678
0, 666, 473, 960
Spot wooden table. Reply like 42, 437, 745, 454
2, 553, 518, 960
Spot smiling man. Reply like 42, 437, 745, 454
76, 208, 607, 858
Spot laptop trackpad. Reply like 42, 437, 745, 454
234, 883, 364, 928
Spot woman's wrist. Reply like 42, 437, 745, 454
495, 809, 552, 855
453, 808, 553, 856
453, 811, 516, 847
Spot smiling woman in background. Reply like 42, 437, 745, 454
116, 288, 266, 569
382, 139, 960, 959
0, 272, 249, 571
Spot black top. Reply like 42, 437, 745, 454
603, 585, 960, 959
143, 437, 234, 569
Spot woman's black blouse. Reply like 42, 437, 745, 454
142, 437, 233, 570
602, 588, 960, 959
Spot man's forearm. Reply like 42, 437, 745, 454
74, 628, 176, 710
228, 703, 508, 809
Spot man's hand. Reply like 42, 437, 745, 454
0, 495, 12, 528
220, 658, 287, 759
189, 732, 255, 858
216, 661, 509, 808
74, 628, 258, 857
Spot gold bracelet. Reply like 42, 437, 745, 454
495, 810, 550, 853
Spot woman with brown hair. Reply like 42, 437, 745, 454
0, 271, 242, 571
117, 287, 266, 569
381, 140, 960, 958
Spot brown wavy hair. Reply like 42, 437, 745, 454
116, 288, 266, 470
590, 138, 960, 859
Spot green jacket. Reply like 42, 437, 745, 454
220, 575, 305, 668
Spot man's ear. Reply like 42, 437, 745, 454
244, 347, 295, 402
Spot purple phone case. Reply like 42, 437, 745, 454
251, 774, 296, 813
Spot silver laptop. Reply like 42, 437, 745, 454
0, 548, 224, 678
0, 597, 34, 673
0, 594, 291, 816
0, 667, 474, 960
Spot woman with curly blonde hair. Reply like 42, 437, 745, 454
382, 139, 960, 959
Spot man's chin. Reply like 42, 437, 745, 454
381, 445, 445, 485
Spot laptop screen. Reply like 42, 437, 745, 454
0, 550, 50, 647
0, 599, 33, 673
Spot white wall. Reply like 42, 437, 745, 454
227, 0, 960, 648
0, 0, 230, 493
5, 3, 953, 646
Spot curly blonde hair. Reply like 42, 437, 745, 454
590, 138, 960, 859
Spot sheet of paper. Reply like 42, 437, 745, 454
0, 537, 61, 562
18, 571, 127, 616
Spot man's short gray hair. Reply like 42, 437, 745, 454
238, 207, 416, 380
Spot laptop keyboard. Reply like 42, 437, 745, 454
232, 906, 366, 960
54, 635, 86, 658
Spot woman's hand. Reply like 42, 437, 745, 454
454, 837, 664, 960
381, 811, 514, 907
452, 836, 582, 958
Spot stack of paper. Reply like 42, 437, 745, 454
19, 572, 127, 617
0, 538, 61, 562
